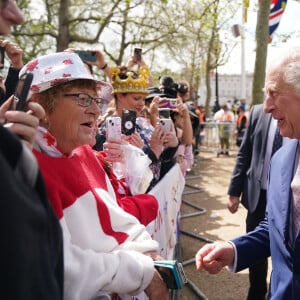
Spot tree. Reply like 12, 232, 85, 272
251, 0, 271, 105
10, 0, 238, 108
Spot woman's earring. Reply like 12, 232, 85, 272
42, 117, 50, 130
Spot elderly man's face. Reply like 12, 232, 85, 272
0, 0, 24, 35
264, 68, 300, 139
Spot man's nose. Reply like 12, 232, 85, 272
263, 96, 274, 113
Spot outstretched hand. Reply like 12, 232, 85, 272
195, 242, 235, 274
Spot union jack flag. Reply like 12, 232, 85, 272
269, 0, 288, 40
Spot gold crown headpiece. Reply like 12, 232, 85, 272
109, 65, 149, 95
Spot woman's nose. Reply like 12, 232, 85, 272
88, 100, 102, 116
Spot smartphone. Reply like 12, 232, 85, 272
106, 116, 121, 140
159, 98, 177, 109
133, 47, 142, 62
158, 108, 170, 119
74, 50, 97, 62
159, 118, 172, 132
154, 260, 187, 289
0, 46, 5, 69
15, 72, 34, 111
121, 109, 136, 136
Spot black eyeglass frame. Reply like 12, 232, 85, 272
64, 93, 104, 108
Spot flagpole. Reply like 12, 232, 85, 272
241, 1, 247, 103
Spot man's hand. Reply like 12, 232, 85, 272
227, 195, 240, 213
1, 97, 45, 149
195, 242, 235, 274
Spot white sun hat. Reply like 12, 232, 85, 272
19, 51, 111, 99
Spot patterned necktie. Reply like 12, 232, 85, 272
271, 127, 283, 156
291, 161, 300, 240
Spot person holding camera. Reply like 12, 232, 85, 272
0, 1, 63, 299
159, 76, 199, 155
0, 39, 24, 105
94, 61, 179, 191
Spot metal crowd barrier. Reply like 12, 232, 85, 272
199, 121, 236, 154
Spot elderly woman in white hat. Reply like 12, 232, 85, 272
20, 52, 168, 300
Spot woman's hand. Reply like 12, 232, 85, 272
122, 132, 144, 149
159, 120, 178, 148
149, 126, 166, 158
163, 130, 179, 148
103, 137, 125, 162
144, 269, 169, 300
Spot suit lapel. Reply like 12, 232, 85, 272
261, 113, 272, 157
278, 140, 298, 243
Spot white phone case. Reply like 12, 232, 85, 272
159, 118, 172, 132
106, 116, 121, 140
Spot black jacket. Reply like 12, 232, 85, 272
0, 125, 63, 299
227, 104, 272, 213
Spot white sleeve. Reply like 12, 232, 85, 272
227, 241, 238, 272
60, 218, 155, 300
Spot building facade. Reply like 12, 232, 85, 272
209, 72, 253, 107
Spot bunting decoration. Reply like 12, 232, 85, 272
269, 0, 288, 40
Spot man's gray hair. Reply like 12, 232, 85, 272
268, 47, 300, 97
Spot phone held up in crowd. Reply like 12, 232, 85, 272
159, 98, 177, 109
158, 108, 172, 132
0, 47, 4, 69
133, 47, 142, 62
121, 109, 136, 136
14, 72, 34, 111
74, 50, 97, 62
106, 116, 122, 140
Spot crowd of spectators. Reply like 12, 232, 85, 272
0, 1, 261, 299
0, 2, 197, 298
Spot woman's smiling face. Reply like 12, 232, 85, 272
117, 92, 146, 115
38, 81, 101, 155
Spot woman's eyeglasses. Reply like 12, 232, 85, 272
64, 93, 104, 108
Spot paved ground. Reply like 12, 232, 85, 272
177, 149, 251, 300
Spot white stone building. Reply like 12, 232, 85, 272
200, 73, 254, 107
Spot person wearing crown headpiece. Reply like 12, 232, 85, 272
94, 55, 179, 191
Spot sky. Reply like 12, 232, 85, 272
218, 0, 300, 74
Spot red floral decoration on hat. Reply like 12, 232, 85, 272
50, 79, 69, 87
26, 59, 39, 72
30, 85, 41, 93
62, 73, 71, 78
44, 67, 52, 74
63, 58, 73, 65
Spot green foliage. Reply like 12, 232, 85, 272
9, 0, 240, 105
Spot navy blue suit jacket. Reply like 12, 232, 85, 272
228, 104, 272, 213
232, 140, 300, 299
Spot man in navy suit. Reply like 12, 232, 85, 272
227, 104, 274, 300
195, 46, 300, 299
